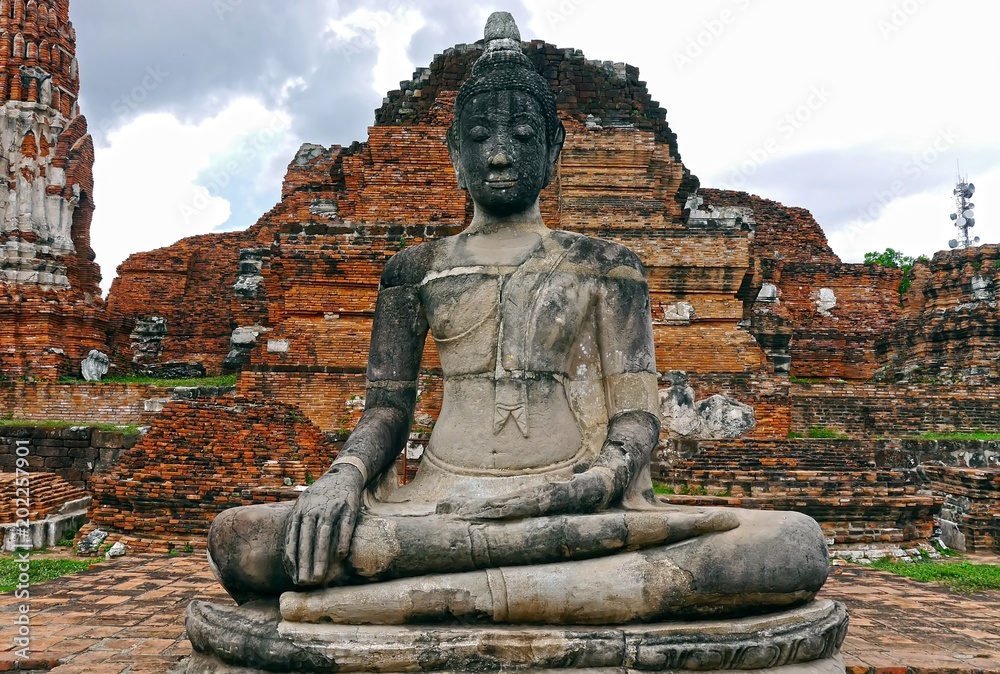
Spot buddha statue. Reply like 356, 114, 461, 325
187, 12, 846, 674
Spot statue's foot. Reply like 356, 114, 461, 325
186, 599, 335, 672
186, 599, 848, 673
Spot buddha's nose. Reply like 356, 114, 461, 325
489, 150, 511, 167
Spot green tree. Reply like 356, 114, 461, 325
863, 248, 928, 295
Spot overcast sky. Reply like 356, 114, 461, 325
69, 1, 1000, 294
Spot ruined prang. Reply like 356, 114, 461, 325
0, 0, 106, 380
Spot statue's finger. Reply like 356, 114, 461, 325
284, 512, 301, 578
313, 519, 333, 582
298, 514, 316, 585
335, 505, 357, 561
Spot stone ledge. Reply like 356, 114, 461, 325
186, 599, 847, 673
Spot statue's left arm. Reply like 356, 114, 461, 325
453, 248, 661, 520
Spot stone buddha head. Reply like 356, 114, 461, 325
447, 12, 566, 217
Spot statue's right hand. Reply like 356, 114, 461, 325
282, 462, 364, 587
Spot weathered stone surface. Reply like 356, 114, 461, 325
80, 349, 109, 381
77, 528, 107, 555
105, 541, 126, 558
660, 371, 755, 440
185, 599, 847, 673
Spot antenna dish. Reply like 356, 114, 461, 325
956, 216, 967, 226
968, 183, 975, 195
963, 209, 975, 218
949, 239, 959, 248
950, 213, 958, 220
967, 218, 975, 227
974, 236, 981, 244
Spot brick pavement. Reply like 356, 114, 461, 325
0, 553, 996, 673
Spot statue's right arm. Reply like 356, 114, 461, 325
283, 249, 429, 586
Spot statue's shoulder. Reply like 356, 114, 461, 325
551, 231, 647, 279
380, 239, 445, 288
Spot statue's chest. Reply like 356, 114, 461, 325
422, 269, 594, 371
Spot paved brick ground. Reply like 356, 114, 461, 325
0, 554, 997, 673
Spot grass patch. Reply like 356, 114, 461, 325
789, 376, 848, 385
807, 426, 846, 439
914, 431, 1000, 442
0, 418, 141, 434
0, 555, 101, 593
91, 374, 238, 388
870, 558, 1000, 594
652, 483, 675, 496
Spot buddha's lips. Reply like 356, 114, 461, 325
486, 179, 517, 189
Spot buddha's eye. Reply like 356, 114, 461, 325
468, 125, 489, 141
513, 124, 536, 140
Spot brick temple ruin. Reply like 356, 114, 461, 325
1, 5, 998, 554
0, 0, 105, 381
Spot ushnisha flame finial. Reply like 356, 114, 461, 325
484, 11, 521, 50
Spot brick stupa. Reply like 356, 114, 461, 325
0, 0, 105, 380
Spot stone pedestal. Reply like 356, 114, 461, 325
185, 598, 847, 673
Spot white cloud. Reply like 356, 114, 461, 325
90, 97, 292, 295
829, 167, 1000, 262
325, 8, 426, 97
82, 1, 1000, 292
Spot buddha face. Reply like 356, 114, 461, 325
451, 89, 557, 217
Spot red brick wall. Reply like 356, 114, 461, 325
0, 473, 88, 524
791, 382, 1000, 436
652, 438, 939, 545
877, 244, 1000, 384
0, 381, 162, 426
774, 263, 902, 380
82, 396, 336, 552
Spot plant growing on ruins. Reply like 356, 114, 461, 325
806, 427, 845, 439
917, 431, 1000, 441
57, 530, 79, 547
863, 248, 929, 295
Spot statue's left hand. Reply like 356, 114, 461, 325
437, 469, 612, 520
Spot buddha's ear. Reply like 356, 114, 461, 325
446, 124, 466, 190
543, 120, 565, 188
